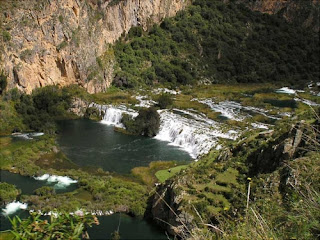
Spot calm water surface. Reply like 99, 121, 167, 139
57, 119, 191, 174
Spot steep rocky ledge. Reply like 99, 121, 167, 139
0, 0, 190, 93
239, 0, 319, 32
148, 121, 308, 236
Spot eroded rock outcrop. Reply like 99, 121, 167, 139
149, 120, 312, 237
239, 0, 319, 32
0, 0, 190, 93
150, 180, 194, 236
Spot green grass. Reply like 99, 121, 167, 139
155, 165, 188, 183
0, 135, 55, 174
0, 231, 14, 240
215, 168, 239, 186
131, 161, 177, 186
91, 89, 137, 105
0, 100, 25, 135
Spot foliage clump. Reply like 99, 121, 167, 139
0, 182, 20, 204
122, 107, 160, 137
14, 86, 73, 133
34, 186, 55, 197
157, 93, 173, 109
9, 211, 98, 239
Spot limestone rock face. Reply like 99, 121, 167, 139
69, 97, 89, 117
150, 181, 194, 236
0, 0, 190, 93
238, 0, 319, 32
247, 121, 307, 175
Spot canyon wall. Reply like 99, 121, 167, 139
0, 0, 190, 93
239, 0, 319, 32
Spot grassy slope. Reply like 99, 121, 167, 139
157, 114, 320, 239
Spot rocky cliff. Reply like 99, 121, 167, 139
0, 0, 189, 93
239, 0, 319, 32
149, 121, 310, 236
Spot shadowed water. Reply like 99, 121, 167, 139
57, 119, 191, 174
0, 170, 78, 195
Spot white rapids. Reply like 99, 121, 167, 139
89, 103, 138, 128
33, 174, 77, 188
2, 201, 28, 215
89, 103, 239, 159
155, 110, 238, 158
193, 98, 280, 121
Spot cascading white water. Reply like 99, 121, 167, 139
102, 107, 126, 126
155, 110, 238, 158
33, 174, 77, 188
195, 99, 247, 121
2, 201, 28, 215
194, 98, 281, 121
89, 103, 138, 128
89, 102, 239, 159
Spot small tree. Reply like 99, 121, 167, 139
34, 186, 55, 197
135, 107, 160, 137
122, 107, 160, 137
157, 93, 173, 109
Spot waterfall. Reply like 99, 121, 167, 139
194, 99, 246, 121
89, 103, 239, 158
155, 110, 238, 158
194, 98, 281, 121
102, 107, 126, 126
89, 103, 138, 128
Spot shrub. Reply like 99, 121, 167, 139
0, 183, 20, 204
157, 93, 173, 109
15, 86, 73, 132
2, 30, 11, 42
34, 186, 55, 196
122, 107, 160, 137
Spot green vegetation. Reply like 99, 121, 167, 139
157, 93, 173, 109
0, 135, 55, 175
0, 183, 20, 204
8, 212, 98, 239
122, 107, 160, 137
132, 161, 179, 186
113, 0, 319, 89
14, 86, 74, 133
91, 87, 137, 105
0, 100, 25, 135
154, 110, 320, 239
33, 186, 55, 196
2, 30, 11, 42
155, 165, 188, 183
56, 41, 68, 51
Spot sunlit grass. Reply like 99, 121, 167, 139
131, 161, 178, 186
155, 165, 188, 183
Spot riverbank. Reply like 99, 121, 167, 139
0, 83, 319, 239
